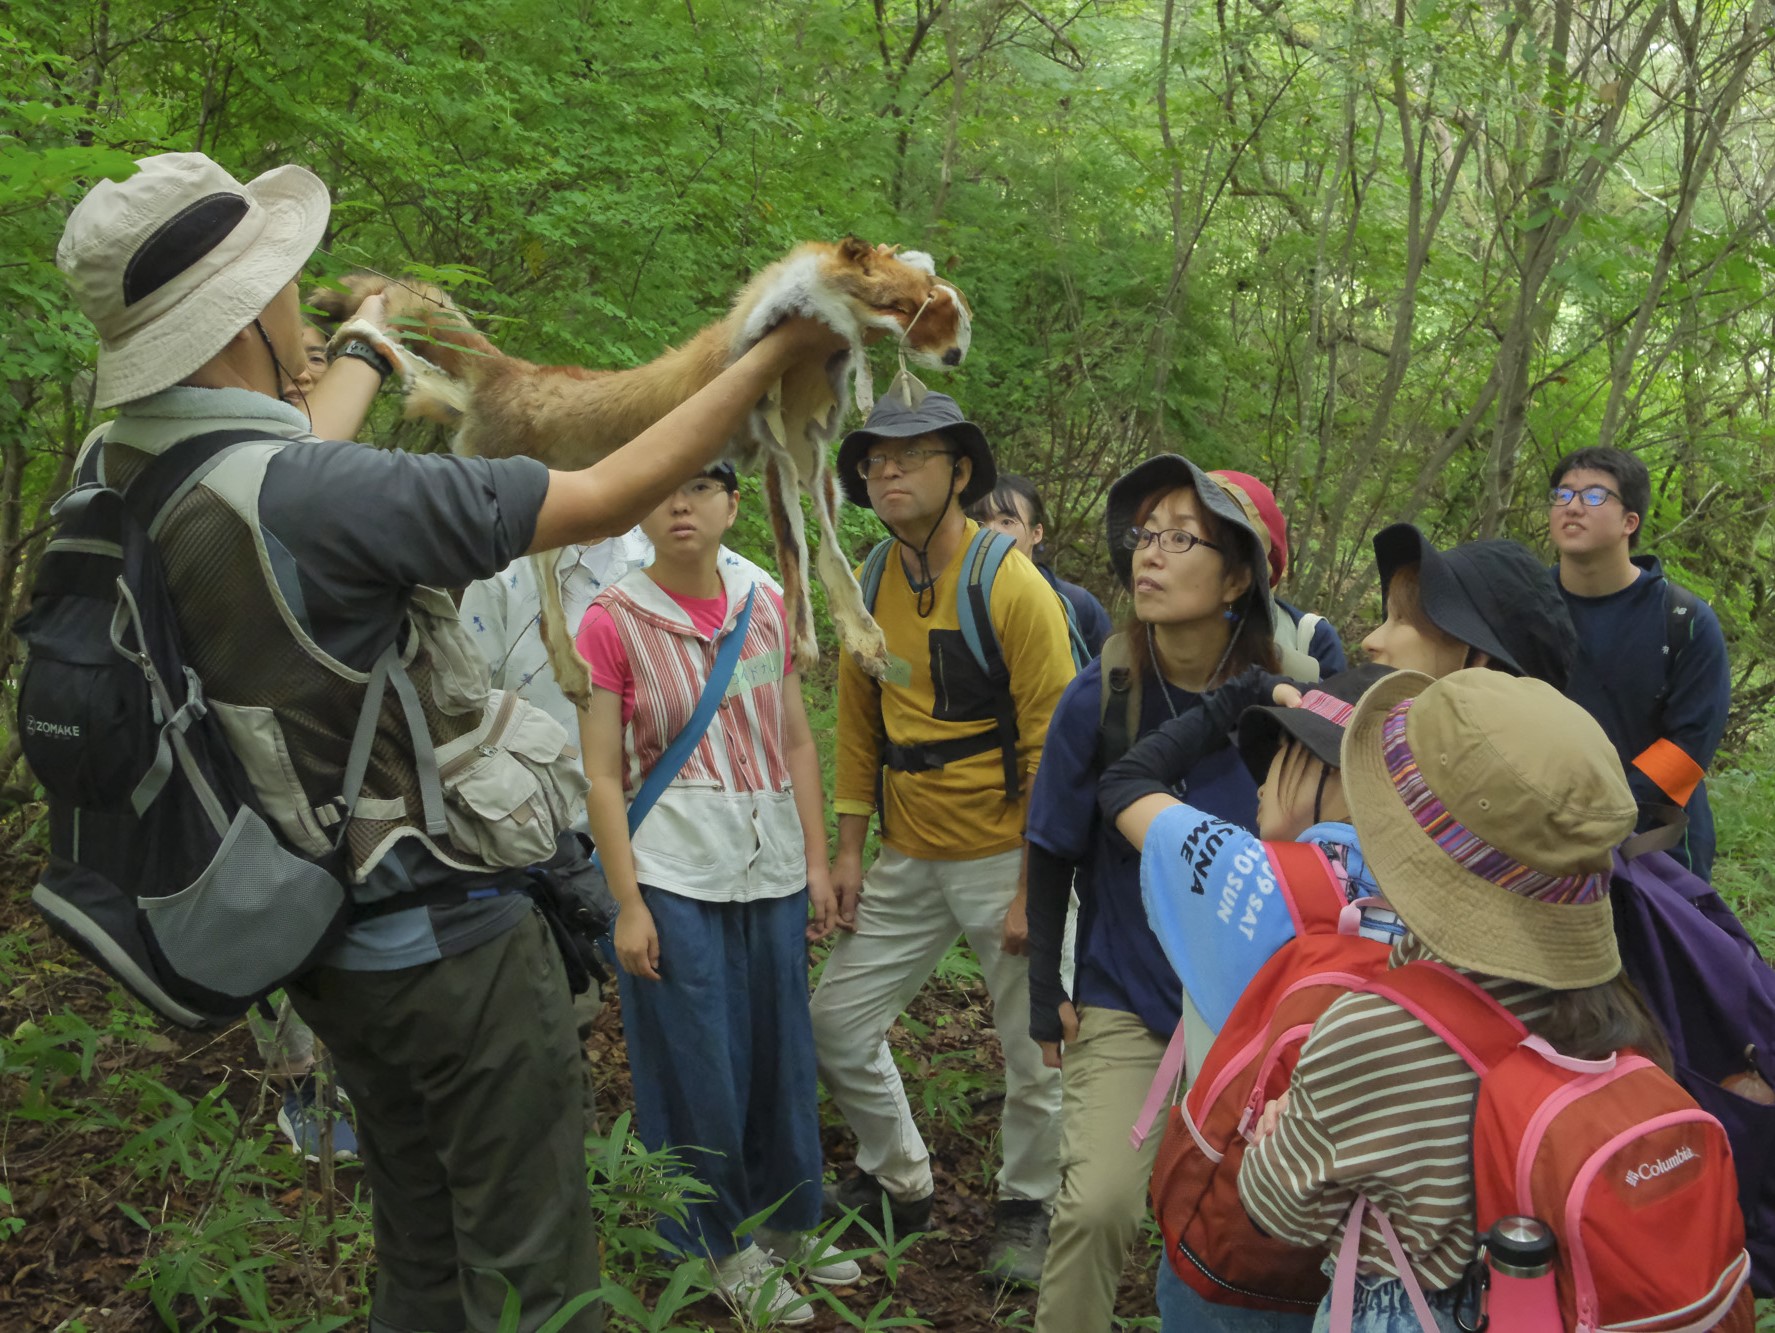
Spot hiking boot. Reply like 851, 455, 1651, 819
821, 1170, 934, 1235
276, 1077, 358, 1163
757, 1227, 864, 1287
983, 1198, 1050, 1288
710, 1244, 814, 1326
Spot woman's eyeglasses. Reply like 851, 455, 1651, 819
1123, 526, 1221, 555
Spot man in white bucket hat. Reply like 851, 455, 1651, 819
55, 152, 843, 1333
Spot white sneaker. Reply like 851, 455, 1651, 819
757, 1227, 864, 1287
711, 1244, 814, 1326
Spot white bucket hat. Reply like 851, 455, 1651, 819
56, 152, 330, 408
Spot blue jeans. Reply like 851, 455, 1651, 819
1309, 1275, 1462, 1333
617, 886, 822, 1259
1157, 1257, 1317, 1332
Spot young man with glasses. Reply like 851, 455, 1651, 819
814, 390, 1073, 1285
1548, 446, 1731, 878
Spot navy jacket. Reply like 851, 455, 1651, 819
1558, 557, 1730, 880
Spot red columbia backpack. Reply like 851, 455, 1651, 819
1148, 840, 1393, 1314
1350, 961, 1752, 1332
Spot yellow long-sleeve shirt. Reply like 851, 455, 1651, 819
835, 520, 1077, 860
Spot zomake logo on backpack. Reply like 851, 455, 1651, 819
1625, 1144, 1698, 1188
24, 715, 81, 740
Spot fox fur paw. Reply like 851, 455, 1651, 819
844, 620, 895, 681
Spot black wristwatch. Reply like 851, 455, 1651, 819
329, 338, 395, 380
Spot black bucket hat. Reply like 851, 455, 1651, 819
1102, 455, 1273, 621
1372, 524, 1578, 690
836, 390, 995, 510
1236, 662, 1394, 781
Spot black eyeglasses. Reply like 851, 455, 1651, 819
1549, 485, 1622, 509
1123, 526, 1221, 555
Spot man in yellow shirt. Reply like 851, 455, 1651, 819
813, 390, 1075, 1285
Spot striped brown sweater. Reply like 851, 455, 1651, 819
1237, 935, 1554, 1291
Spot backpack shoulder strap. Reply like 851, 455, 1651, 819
1269, 602, 1323, 683
956, 528, 1022, 798
1295, 612, 1324, 654
956, 526, 1013, 680
119, 429, 284, 534
627, 586, 757, 834
1662, 580, 1702, 684
859, 537, 896, 615
1362, 959, 1527, 1076
1265, 840, 1344, 936
1096, 630, 1141, 768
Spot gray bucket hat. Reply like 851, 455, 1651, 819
837, 390, 996, 510
1103, 455, 1273, 626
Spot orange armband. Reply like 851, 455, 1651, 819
1631, 738, 1706, 807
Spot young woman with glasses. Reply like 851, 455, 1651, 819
1022, 456, 1282, 1332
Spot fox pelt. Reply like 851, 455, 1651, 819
312, 237, 972, 709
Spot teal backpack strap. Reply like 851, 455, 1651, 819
859, 538, 896, 615
955, 527, 1022, 798
1058, 593, 1090, 670
955, 527, 1014, 678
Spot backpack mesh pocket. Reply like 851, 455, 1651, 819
139, 808, 346, 997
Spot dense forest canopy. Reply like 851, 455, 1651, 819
8, 0, 1775, 757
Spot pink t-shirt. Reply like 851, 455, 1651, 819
576, 583, 789, 725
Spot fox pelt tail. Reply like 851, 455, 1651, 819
308, 275, 486, 425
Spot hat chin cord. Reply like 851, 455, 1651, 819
881, 461, 962, 619
252, 318, 308, 423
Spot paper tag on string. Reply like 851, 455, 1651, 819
888, 361, 929, 409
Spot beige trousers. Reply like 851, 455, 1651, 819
1034, 1005, 1169, 1333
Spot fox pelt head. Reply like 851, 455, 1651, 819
767, 236, 972, 372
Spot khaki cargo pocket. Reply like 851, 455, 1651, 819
436, 690, 589, 868
408, 586, 491, 716
210, 701, 333, 858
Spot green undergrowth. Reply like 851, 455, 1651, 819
0, 941, 943, 1331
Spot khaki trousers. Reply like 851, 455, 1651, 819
1034, 1005, 1168, 1333
810, 846, 1062, 1202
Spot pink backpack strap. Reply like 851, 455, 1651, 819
1267, 839, 1344, 937
1362, 960, 1526, 1076
1328, 1195, 1445, 1333
1130, 1012, 1190, 1149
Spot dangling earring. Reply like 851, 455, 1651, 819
1222, 603, 1239, 622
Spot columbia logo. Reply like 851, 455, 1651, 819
1624, 1145, 1697, 1186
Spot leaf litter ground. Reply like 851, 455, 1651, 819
0, 856, 1160, 1331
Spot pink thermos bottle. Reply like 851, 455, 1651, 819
1483, 1216, 1562, 1331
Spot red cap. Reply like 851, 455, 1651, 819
1207, 470, 1288, 588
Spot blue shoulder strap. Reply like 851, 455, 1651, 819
956, 527, 1014, 678
625, 585, 757, 835
859, 537, 895, 614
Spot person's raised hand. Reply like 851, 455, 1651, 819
758, 315, 850, 370
352, 292, 390, 330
